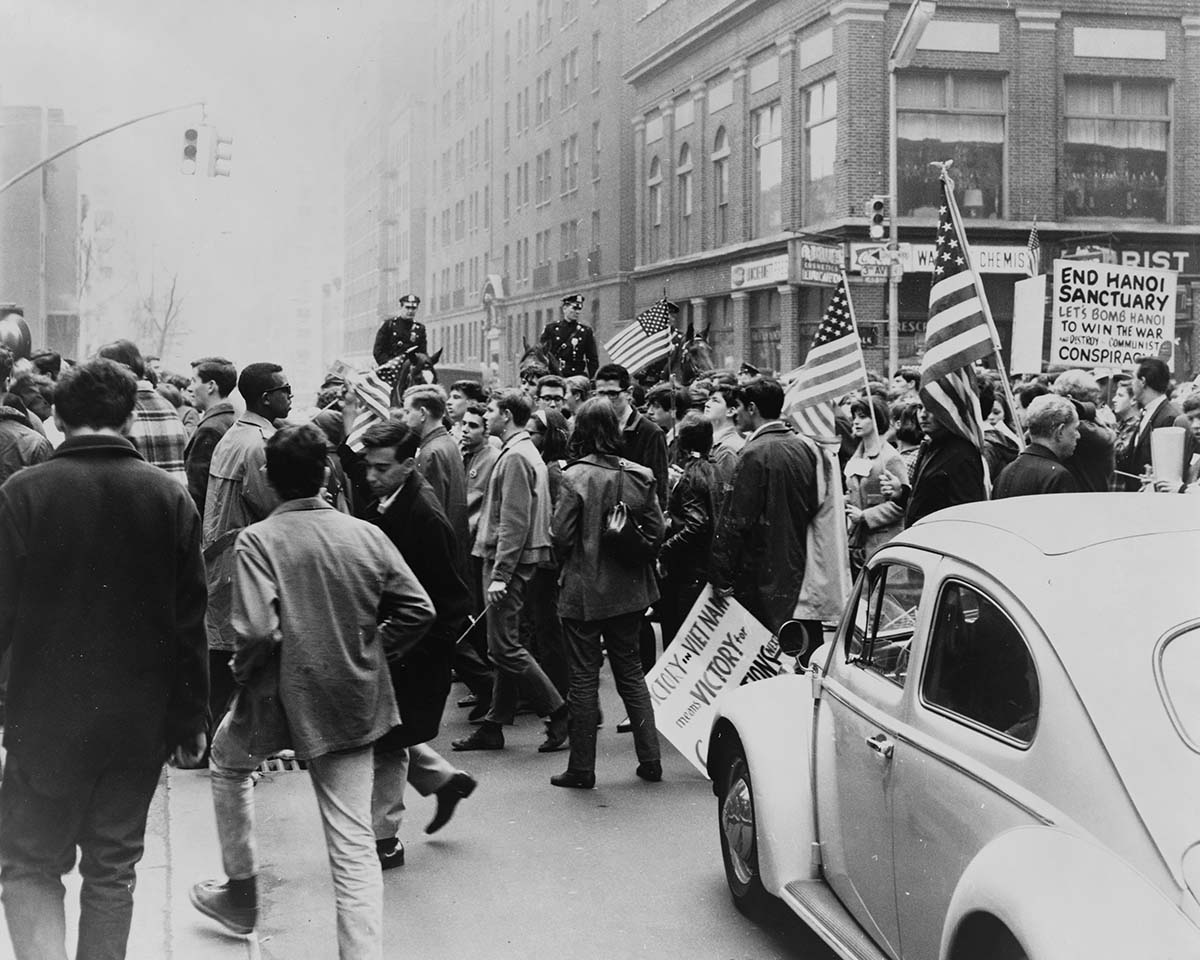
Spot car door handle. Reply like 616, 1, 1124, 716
865, 733, 894, 760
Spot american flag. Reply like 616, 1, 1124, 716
919, 174, 995, 449
603, 299, 676, 374
1026, 220, 1041, 278
345, 369, 395, 452
782, 275, 867, 439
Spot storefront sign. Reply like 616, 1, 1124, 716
1049, 259, 1177, 370
850, 242, 1032, 275
797, 241, 844, 286
731, 254, 789, 290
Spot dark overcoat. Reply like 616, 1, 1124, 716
993, 443, 1079, 499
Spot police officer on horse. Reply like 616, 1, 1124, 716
539, 294, 598, 379
374, 294, 428, 367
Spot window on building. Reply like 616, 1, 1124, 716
647, 156, 662, 261
505, 30, 511, 77
591, 31, 601, 91
804, 77, 837, 224
591, 209, 600, 250
503, 244, 511, 278
591, 120, 601, 181
484, 185, 490, 227
560, 134, 578, 193
562, 0, 578, 24
523, 86, 531, 130
455, 200, 465, 239
1063, 78, 1168, 222
677, 142, 693, 254
712, 126, 731, 245
897, 72, 1005, 219
751, 102, 782, 237
560, 49, 578, 106
456, 139, 465, 179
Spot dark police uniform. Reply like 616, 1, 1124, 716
539, 318, 598, 378
373, 315, 428, 366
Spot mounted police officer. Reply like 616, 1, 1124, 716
373, 294, 428, 367
539, 294, 598, 379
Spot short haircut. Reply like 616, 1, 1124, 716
403, 383, 447, 420
1025, 394, 1078, 442
564, 375, 591, 400
450, 379, 487, 403
238, 362, 284, 403
54, 359, 138, 430
709, 377, 738, 406
735, 377, 785, 420
676, 411, 713, 457
1017, 381, 1049, 410
519, 361, 549, 383
645, 383, 677, 414
894, 366, 921, 386
29, 350, 61, 379
1136, 357, 1171, 395
535, 374, 567, 396
849, 395, 890, 433
491, 388, 533, 427
594, 363, 630, 390
155, 382, 183, 409
192, 356, 238, 397
1053, 369, 1101, 405
266, 423, 328, 500
570, 397, 621, 455
96, 339, 146, 379
463, 401, 488, 421
360, 417, 421, 461
1182, 393, 1200, 416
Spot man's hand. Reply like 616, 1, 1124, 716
486, 580, 509, 604
879, 469, 905, 499
845, 503, 863, 523
342, 391, 360, 437
171, 732, 207, 768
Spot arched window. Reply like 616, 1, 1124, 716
647, 156, 663, 261
677, 143, 693, 254
711, 127, 731, 245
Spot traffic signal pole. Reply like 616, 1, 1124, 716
0, 100, 206, 198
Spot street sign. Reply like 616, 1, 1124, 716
797, 241, 844, 286
856, 245, 891, 283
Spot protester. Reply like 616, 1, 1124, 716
359, 420, 476, 866
0, 351, 51, 484
403, 383, 470, 557
1111, 377, 1139, 490
550, 398, 664, 789
1052, 369, 1115, 492
563, 375, 591, 419
1125, 357, 1188, 490
447, 379, 487, 442
0, 359, 207, 960
898, 400, 988, 527
710, 378, 819, 635
191, 424, 435, 953
978, 376, 1019, 482
184, 356, 238, 517
645, 384, 683, 466
534, 374, 567, 414
451, 389, 569, 753
888, 398, 925, 481
703, 377, 745, 514
843, 395, 908, 575
993, 395, 1080, 498
97, 339, 188, 482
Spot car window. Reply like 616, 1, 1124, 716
1157, 625, 1200, 751
845, 563, 923, 686
921, 580, 1039, 744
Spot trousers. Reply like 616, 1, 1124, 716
208, 712, 382, 960
371, 743, 458, 839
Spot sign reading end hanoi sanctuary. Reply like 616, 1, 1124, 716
1049, 259, 1177, 370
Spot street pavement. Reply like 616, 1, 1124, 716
0, 674, 834, 960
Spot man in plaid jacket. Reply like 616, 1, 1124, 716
97, 340, 187, 483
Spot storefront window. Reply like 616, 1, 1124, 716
897, 73, 1004, 219
752, 103, 782, 237
1063, 79, 1168, 222
804, 78, 837, 224
749, 287, 781, 371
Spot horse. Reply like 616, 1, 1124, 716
518, 338, 560, 376
382, 347, 442, 407
638, 325, 716, 388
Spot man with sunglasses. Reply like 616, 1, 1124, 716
200, 363, 293, 742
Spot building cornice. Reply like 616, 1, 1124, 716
1016, 8, 1061, 31
828, 0, 888, 25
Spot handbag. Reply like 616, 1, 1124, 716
601, 459, 659, 566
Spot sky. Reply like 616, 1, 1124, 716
0, 0, 403, 367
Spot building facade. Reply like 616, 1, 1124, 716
626, 0, 1200, 378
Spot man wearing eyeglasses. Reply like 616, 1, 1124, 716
535, 374, 567, 412
200, 363, 293, 744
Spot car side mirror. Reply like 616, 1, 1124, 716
777, 620, 811, 659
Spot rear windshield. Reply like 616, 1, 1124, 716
1157, 626, 1200, 751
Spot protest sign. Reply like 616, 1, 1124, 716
648, 587, 784, 777
1010, 274, 1047, 374
1049, 260, 1177, 371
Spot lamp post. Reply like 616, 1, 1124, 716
887, 0, 936, 377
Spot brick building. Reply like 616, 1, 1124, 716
626, 0, 1200, 379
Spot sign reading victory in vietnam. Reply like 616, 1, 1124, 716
1049, 259, 1177, 370
648, 587, 784, 776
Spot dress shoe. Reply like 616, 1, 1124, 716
189, 880, 257, 935
616, 716, 633, 733
452, 723, 504, 751
376, 838, 405, 870
550, 769, 596, 789
467, 701, 492, 723
456, 692, 480, 708
636, 761, 663, 782
537, 706, 569, 753
425, 772, 478, 834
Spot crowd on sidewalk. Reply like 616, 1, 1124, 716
0, 325, 1198, 960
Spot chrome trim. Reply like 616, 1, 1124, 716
1153, 619, 1200, 755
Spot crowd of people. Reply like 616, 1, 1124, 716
0, 328, 1198, 960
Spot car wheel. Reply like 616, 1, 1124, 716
719, 749, 771, 916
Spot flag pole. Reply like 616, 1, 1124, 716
940, 167, 1026, 452
840, 270, 873, 398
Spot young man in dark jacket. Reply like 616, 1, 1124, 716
0, 359, 208, 960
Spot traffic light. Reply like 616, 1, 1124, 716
868, 195, 890, 240
181, 127, 200, 175
208, 129, 233, 178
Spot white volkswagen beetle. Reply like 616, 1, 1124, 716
706, 494, 1200, 960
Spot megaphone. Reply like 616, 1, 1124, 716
0, 311, 32, 361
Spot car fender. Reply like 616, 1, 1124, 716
942, 826, 1200, 960
706, 672, 818, 894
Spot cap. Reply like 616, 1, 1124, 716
399, 294, 421, 307
562, 294, 585, 308
739, 361, 760, 377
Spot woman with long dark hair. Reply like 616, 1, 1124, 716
549, 398, 665, 788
